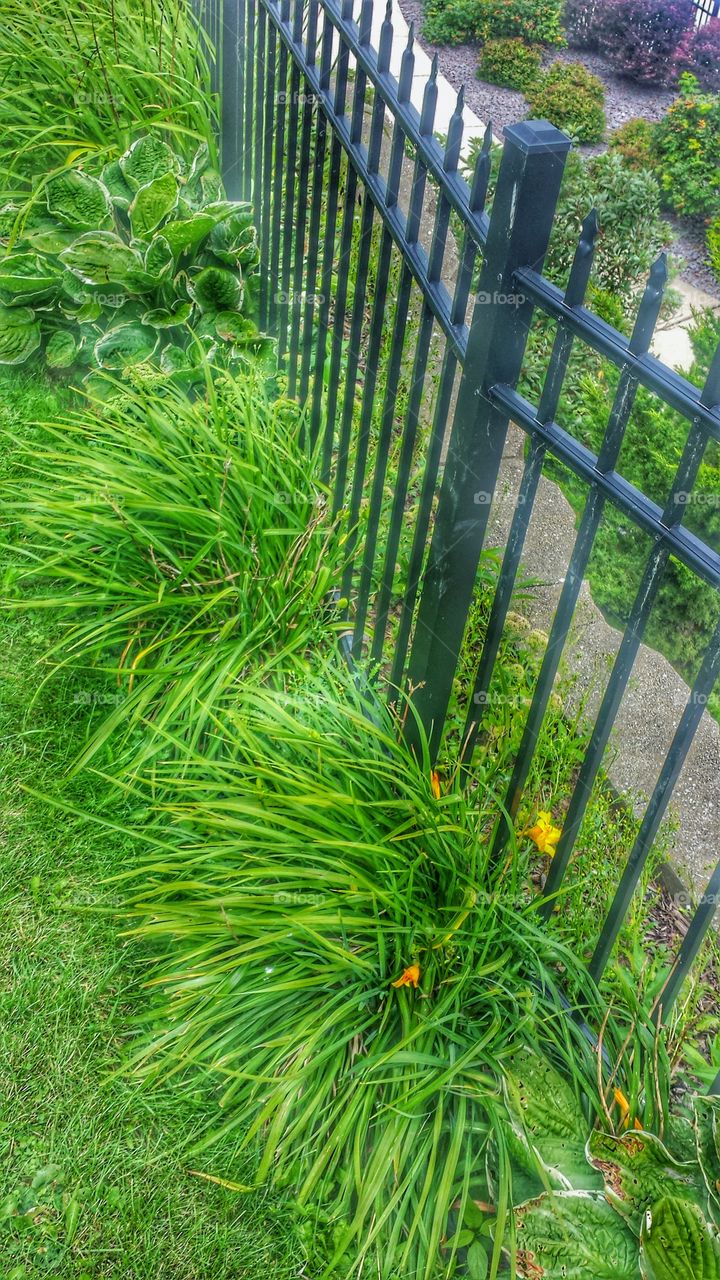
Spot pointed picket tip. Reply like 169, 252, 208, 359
384, 0, 392, 19
430, 52, 439, 82
582, 207, 600, 243
406, 21, 415, 48
482, 119, 493, 150
700, 339, 720, 409
649, 250, 669, 288
456, 85, 465, 113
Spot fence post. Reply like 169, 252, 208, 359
403, 121, 571, 761
220, 0, 245, 199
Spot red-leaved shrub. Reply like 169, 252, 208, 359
673, 18, 720, 93
596, 0, 694, 85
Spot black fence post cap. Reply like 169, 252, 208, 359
503, 119, 573, 155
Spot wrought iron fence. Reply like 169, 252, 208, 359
193, 0, 720, 1048
693, 0, 719, 27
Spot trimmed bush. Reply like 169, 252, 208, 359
596, 0, 694, 86
708, 218, 720, 284
652, 74, 720, 220
424, 0, 565, 46
673, 17, 720, 94
525, 61, 606, 144
477, 36, 542, 89
608, 117, 656, 170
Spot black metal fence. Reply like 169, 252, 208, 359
693, 0, 719, 27
194, 0, 720, 1038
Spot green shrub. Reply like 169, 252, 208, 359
117, 663, 615, 1279
4, 368, 339, 773
525, 61, 606, 143
0, 0, 215, 192
709, 218, 720, 283
0, 137, 265, 381
608, 117, 657, 171
546, 151, 666, 304
477, 36, 542, 89
424, 0, 565, 46
651, 74, 720, 220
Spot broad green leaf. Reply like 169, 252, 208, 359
665, 1113, 698, 1167
188, 142, 211, 185
142, 302, 192, 328
587, 1130, 704, 1233
60, 232, 151, 291
466, 1240, 489, 1280
93, 323, 157, 369
0, 305, 41, 364
159, 214, 216, 259
45, 329, 77, 369
129, 172, 178, 239
640, 1196, 720, 1279
514, 1192, 640, 1279
23, 217, 76, 255
0, 252, 60, 304
200, 170, 225, 202
144, 235, 174, 280
215, 311, 255, 342
101, 160, 134, 210
190, 265, 242, 313
46, 170, 113, 231
503, 1050, 602, 1192
119, 136, 177, 191
694, 1097, 720, 1215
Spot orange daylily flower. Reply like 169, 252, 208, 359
523, 810, 562, 856
392, 964, 421, 989
430, 770, 442, 800
613, 1088, 643, 1131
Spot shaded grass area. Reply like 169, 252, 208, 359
0, 370, 305, 1279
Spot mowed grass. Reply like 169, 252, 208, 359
0, 370, 305, 1280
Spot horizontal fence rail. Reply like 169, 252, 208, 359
195, 0, 720, 1057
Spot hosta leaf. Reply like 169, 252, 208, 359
60, 232, 150, 291
76, 299, 102, 324
694, 1097, 720, 1214
119, 136, 177, 192
640, 1197, 720, 1279
142, 302, 192, 328
502, 1050, 601, 1190
200, 170, 225, 202
45, 329, 78, 369
129, 172, 178, 239
188, 141, 211, 185
100, 160, 134, 210
215, 311, 254, 342
0, 253, 60, 304
190, 265, 242, 312
23, 217, 76, 255
46, 170, 113, 231
160, 214, 216, 259
0, 202, 19, 239
514, 1192, 640, 1279
94, 323, 158, 369
144, 235, 174, 280
587, 1130, 704, 1233
665, 1113, 698, 1167
0, 305, 41, 364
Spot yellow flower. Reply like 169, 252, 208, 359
430, 770, 441, 800
392, 964, 420, 989
613, 1088, 643, 1130
523, 811, 562, 856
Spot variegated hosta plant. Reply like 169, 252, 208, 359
0, 135, 267, 381
496, 1050, 720, 1279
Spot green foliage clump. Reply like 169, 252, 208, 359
0, 0, 216, 193
547, 150, 666, 304
4, 368, 339, 774
117, 664, 613, 1280
0, 137, 266, 381
708, 218, 720, 284
477, 37, 543, 90
608, 117, 657, 171
424, 0, 565, 47
525, 60, 606, 144
651, 74, 720, 220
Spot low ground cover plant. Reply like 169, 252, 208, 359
609, 118, 656, 171
424, 0, 565, 46
524, 60, 606, 144
0, 136, 264, 380
4, 366, 339, 775
0, 0, 215, 193
477, 37, 542, 90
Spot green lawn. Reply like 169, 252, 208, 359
0, 371, 305, 1280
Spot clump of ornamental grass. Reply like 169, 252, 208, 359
0, 0, 216, 193
3, 366, 340, 775
111, 665, 621, 1279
